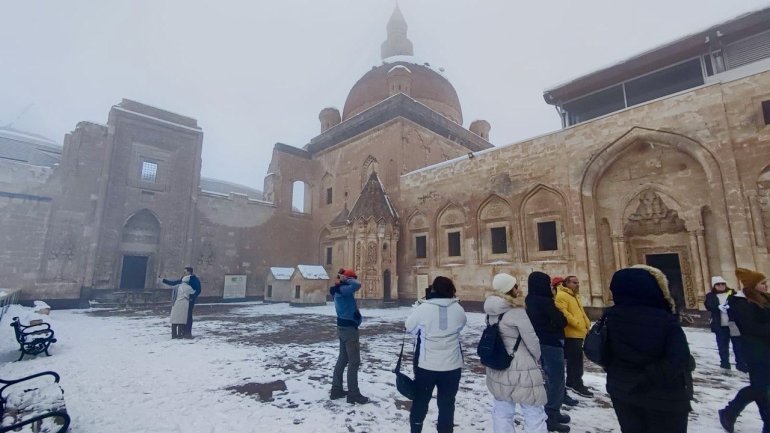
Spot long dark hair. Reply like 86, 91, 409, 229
431, 276, 456, 299
744, 286, 770, 308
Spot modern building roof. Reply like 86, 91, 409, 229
0, 127, 61, 167
199, 177, 263, 200
543, 6, 770, 104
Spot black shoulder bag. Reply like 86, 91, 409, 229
583, 311, 609, 367
394, 331, 418, 400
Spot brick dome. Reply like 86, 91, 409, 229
342, 58, 463, 124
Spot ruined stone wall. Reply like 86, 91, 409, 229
0, 160, 54, 293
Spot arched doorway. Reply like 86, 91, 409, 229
383, 269, 391, 300
119, 210, 160, 289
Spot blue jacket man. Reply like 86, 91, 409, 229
329, 268, 369, 404
162, 266, 201, 338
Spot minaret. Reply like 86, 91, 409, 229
380, 5, 414, 59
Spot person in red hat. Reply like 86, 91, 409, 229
329, 268, 369, 404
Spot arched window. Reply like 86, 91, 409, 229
478, 195, 512, 263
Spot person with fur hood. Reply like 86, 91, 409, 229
485, 273, 547, 433
169, 275, 195, 339
719, 268, 770, 433
405, 276, 467, 433
605, 265, 694, 433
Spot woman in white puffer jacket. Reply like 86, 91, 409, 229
484, 273, 547, 433
170, 275, 194, 339
405, 276, 467, 433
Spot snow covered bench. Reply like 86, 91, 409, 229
10, 317, 57, 361
0, 371, 69, 433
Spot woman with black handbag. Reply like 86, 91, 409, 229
604, 265, 693, 433
405, 276, 467, 433
485, 273, 547, 433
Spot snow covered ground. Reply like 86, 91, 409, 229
0, 302, 761, 433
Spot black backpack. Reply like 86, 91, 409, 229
477, 313, 522, 370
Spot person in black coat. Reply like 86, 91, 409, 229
604, 265, 693, 433
720, 268, 770, 433
525, 271, 570, 433
703, 275, 746, 371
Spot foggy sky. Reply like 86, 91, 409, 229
2, 0, 768, 191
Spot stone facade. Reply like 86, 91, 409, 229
2, 8, 770, 311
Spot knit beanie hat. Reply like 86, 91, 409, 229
551, 276, 564, 288
492, 273, 517, 294
339, 268, 358, 279
735, 268, 767, 289
711, 276, 727, 288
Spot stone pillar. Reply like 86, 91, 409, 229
695, 229, 710, 296
748, 192, 766, 250
612, 236, 628, 268
687, 230, 706, 303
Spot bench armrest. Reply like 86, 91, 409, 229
0, 371, 60, 400
0, 409, 70, 433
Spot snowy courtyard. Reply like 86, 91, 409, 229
0, 302, 762, 433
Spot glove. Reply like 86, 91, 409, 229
718, 304, 730, 313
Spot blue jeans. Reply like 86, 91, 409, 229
715, 327, 746, 370
540, 344, 565, 419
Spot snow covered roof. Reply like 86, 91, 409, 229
296, 265, 330, 280
269, 267, 295, 280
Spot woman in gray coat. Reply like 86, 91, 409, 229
484, 273, 547, 433
170, 275, 194, 339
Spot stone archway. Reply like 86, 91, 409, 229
580, 128, 733, 305
119, 209, 160, 289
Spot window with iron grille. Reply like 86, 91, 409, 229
447, 231, 461, 257
141, 161, 158, 183
537, 221, 558, 251
490, 227, 507, 254
415, 235, 427, 259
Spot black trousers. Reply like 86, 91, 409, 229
185, 298, 196, 336
724, 361, 770, 431
410, 367, 461, 433
611, 397, 688, 433
564, 337, 584, 387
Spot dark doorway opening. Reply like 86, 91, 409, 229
645, 253, 685, 312
383, 269, 391, 300
120, 255, 148, 289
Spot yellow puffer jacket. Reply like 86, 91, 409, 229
554, 285, 591, 339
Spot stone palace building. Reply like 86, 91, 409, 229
2, 6, 770, 309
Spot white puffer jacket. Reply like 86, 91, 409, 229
170, 277, 194, 325
405, 298, 467, 371
484, 294, 547, 406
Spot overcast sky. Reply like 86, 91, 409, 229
2, 0, 768, 190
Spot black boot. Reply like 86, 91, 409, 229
329, 388, 347, 400
546, 418, 570, 433
347, 393, 370, 404
719, 408, 736, 433
554, 413, 570, 424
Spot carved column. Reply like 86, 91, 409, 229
748, 192, 767, 250
688, 230, 706, 297
612, 236, 628, 268
695, 229, 710, 296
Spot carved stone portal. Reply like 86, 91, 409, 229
624, 189, 685, 236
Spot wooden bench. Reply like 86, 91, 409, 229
0, 371, 69, 433
10, 317, 57, 361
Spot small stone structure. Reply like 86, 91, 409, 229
289, 265, 330, 307
264, 267, 295, 303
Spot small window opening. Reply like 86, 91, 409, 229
447, 231, 461, 257
490, 227, 508, 254
537, 221, 558, 251
415, 235, 427, 259
141, 161, 158, 183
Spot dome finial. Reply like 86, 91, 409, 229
381, 4, 413, 59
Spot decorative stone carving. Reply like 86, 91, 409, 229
624, 189, 685, 236
366, 241, 377, 270
480, 197, 510, 221
197, 241, 215, 267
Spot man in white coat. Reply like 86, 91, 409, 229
405, 276, 467, 433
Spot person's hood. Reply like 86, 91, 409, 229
182, 275, 191, 283
557, 285, 576, 297
484, 294, 516, 316
609, 265, 676, 313
422, 298, 459, 307
527, 271, 553, 298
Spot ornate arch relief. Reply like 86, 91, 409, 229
623, 189, 686, 236
521, 185, 568, 261
437, 202, 466, 227
122, 209, 161, 245
478, 195, 511, 221
362, 155, 379, 188
407, 210, 429, 231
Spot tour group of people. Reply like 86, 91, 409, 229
328, 265, 770, 433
